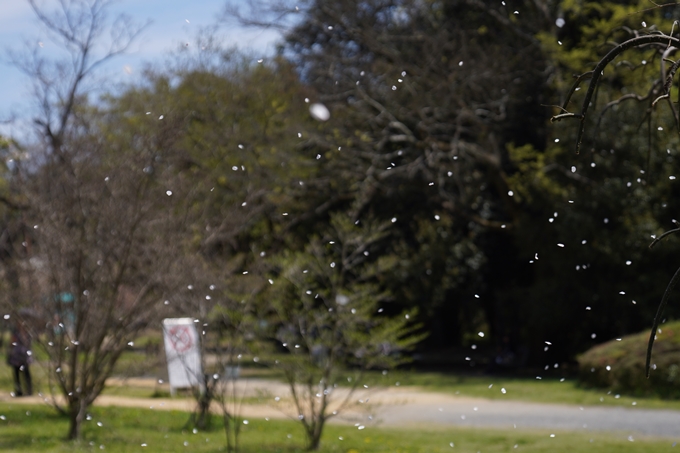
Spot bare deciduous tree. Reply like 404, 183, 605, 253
1, 0, 184, 440
13, 118, 182, 439
10, 0, 147, 156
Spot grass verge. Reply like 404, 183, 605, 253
6, 365, 680, 411
5, 345, 680, 411
365, 370, 680, 410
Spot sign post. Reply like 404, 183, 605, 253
162, 318, 202, 395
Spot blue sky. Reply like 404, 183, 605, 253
0, 0, 282, 139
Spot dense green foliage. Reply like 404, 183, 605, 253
515, 0, 680, 362
275, 0, 552, 351
247, 0, 680, 367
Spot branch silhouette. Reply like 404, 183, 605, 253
551, 34, 680, 154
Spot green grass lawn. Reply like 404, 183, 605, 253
364, 370, 680, 410
0, 403, 675, 453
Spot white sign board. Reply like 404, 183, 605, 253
162, 318, 202, 390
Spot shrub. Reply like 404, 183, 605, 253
577, 321, 680, 398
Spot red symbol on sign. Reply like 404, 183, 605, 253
168, 326, 193, 353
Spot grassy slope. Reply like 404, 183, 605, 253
577, 320, 680, 397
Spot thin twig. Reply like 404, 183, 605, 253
635, 1, 680, 15
646, 225, 680, 376
646, 265, 680, 376
649, 227, 680, 248
596, 82, 660, 129
550, 112, 582, 122
541, 104, 570, 113
652, 93, 670, 105
561, 71, 594, 110
660, 49, 680, 130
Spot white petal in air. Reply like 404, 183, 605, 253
309, 103, 331, 121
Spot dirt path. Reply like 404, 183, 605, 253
2, 378, 679, 440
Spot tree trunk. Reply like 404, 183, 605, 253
223, 413, 239, 453
306, 419, 325, 451
196, 395, 212, 430
193, 383, 213, 430
67, 399, 87, 440
307, 435, 321, 451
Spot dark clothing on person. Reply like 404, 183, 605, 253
7, 325, 32, 396
12, 365, 32, 396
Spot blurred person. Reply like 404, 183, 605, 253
7, 321, 32, 396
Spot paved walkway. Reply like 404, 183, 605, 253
2, 378, 679, 440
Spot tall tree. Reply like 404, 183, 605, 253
228, 0, 557, 353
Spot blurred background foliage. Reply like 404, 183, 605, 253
4, 0, 680, 377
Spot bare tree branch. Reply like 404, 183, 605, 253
551, 34, 680, 153
8, 0, 148, 153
